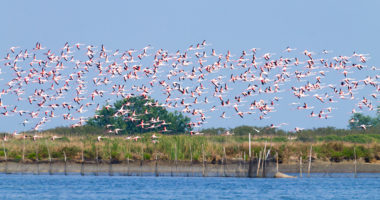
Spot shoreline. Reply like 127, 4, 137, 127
278, 162, 380, 173
0, 160, 379, 176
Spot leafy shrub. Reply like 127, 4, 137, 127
27, 152, 36, 161
143, 153, 151, 160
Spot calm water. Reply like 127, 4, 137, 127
0, 174, 379, 200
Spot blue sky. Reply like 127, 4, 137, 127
0, 0, 379, 132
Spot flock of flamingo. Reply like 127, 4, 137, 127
0, 41, 378, 138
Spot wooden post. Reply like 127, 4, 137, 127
80, 142, 84, 176
140, 145, 143, 176
175, 143, 178, 175
109, 142, 113, 176
190, 145, 193, 177
249, 133, 251, 158
45, 140, 52, 175
22, 137, 25, 163
276, 152, 279, 173
223, 146, 226, 177
256, 151, 262, 177
22, 137, 26, 174
170, 147, 173, 177
46, 140, 51, 162
247, 151, 253, 178
354, 147, 357, 178
63, 151, 67, 176
35, 141, 39, 175
308, 145, 312, 177
175, 143, 177, 162
243, 151, 246, 177
202, 144, 205, 177
122, 143, 127, 176
299, 155, 303, 178
95, 144, 99, 176
263, 142, 267, 158
127, 142, 130, 176
262, 142, 267, 177
190, 145, 193, 163
262, 151, 266, 177
127, 153, 130, 176
2, 140, 7, 174
155, 154, 158, 177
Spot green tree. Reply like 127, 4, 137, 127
200, 127, 226, 135
87, 96, 192, 134
348, 112, 379, 130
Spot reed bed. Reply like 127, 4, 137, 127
1, 133, 379, 164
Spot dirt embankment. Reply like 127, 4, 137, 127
0, 159, 379, 176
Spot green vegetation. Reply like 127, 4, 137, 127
87, 96, 191, 134
1, 133, 379, 164
2, 102, 377, 165
199, 125, 379, 142
348, 109, 380, 130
